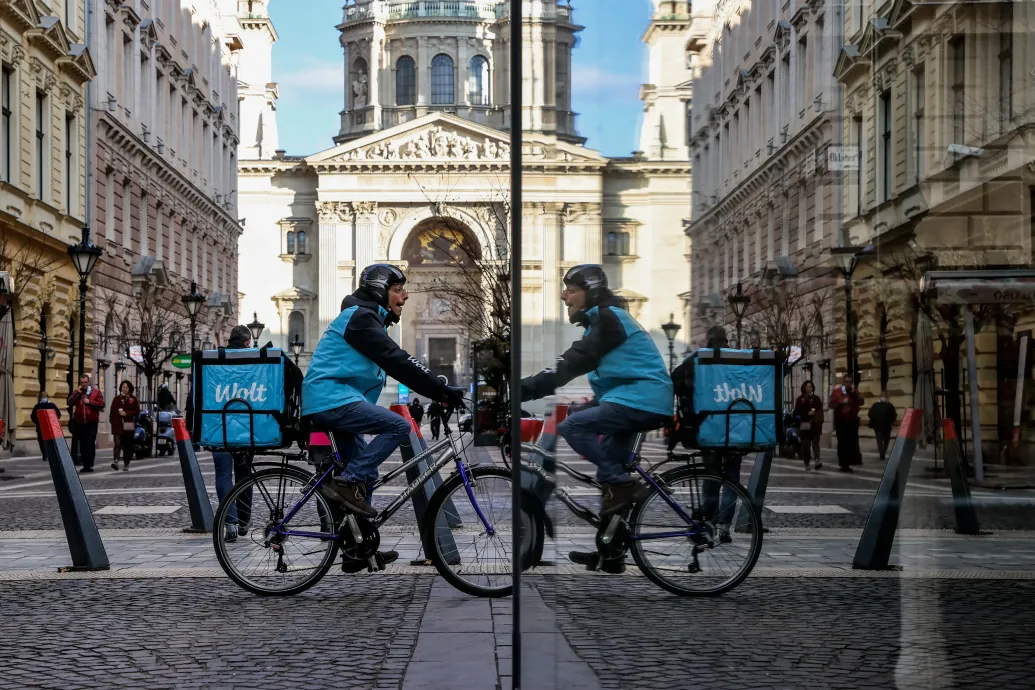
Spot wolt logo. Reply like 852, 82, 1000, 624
712, 382, 764, 404
214, 382, 269, 403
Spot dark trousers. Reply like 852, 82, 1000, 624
73, 422, 98, 469
800, 434, 821, 465
875, 431, 891, 461
430, 418, 441, 440
69, 420, 80, 464
701, 451, 743, 524
835, 419, 861, 468
116, 433, 134, 465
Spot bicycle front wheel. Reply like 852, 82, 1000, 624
629, 467, 762, 596
213, 466, 339, 596
422, 466, 541, 598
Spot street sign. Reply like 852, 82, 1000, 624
827, 146, 859, 171
398, 383, 410, 404
921, 271, 1035, 305
171, 353, 192, 369
128, 345, 146, 365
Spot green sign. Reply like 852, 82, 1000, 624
171, 353, 192, 369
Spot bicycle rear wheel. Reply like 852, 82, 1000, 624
213, 466, 339, 596
422, 466, 540, 598
629, 467, 762, 596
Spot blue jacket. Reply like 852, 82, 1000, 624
302, 293, 448, 417
521, 296, 674, 417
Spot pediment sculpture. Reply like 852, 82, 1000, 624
345, 126, 512, 162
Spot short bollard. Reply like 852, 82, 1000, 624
735, 449, 773, 533
853, 409, 921, 570
942, 419, 981, 535
173, 417, 214, 533
390, 405, 460, 564
38, 409, 109, 571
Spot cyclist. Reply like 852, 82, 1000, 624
303, 264, 465, 526
520, 264, 673, 572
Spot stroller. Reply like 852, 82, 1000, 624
134, 411, 154, 459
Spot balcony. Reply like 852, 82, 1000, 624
341, 0, 509, 25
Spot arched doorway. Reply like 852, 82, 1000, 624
400, 217, 479, 387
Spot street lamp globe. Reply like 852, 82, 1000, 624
829, 245, 871, 279
728, 282, 751, 320
247, 312, 265, 343
67, 227, 103, 280
181, 281, 205, 319
290, 333, 304, 360
661, 313, 681, 343
202, 338, 212, 351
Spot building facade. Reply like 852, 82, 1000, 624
0, 0, 95, 449
835, 1, 1035, 460
237, 0, 696, 405
87, 0, 243, 442
688, 0, 844, 407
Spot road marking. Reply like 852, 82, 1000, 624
766, 505, 852, 514
94, 506, 182, 515
0, 459, 186, 492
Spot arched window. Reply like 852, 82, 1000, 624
468, 55, 489, 105
606, 232, 618, 256
431, 54, 454, 105
605, 231, 631, 256
285, 230, 296, 255
296, 230, 307, 255
396, 56, 416, 106
288, 311, 304, 344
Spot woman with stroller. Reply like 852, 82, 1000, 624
793, 380, 824, 470
109, 380, 140, 471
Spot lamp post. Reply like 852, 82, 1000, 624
830, 245, 869, 382
67, 227, 103, 381
247, 312, 265, 344
661, 313, 682, 372
202, 338, 212, 351
181, 281, 205, 351
727, 282, 751, 348
290, 333, 304, 365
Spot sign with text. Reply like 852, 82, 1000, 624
398, 383, 410, 404
827, 146, 859, 171
171, 354, 192, 369
921, 271, 1035, 305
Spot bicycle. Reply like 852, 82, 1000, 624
513, 419, 764, 596
212, 403, 541, 598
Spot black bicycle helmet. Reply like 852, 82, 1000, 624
359, 263, 406, 308
563, 264, 610, 308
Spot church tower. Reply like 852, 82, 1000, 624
234, 0, 280, 159
638, 0, 692, 161
334, 0, 583, 144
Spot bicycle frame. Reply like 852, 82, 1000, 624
264, 423, 494, 541
519, 434, 709, 541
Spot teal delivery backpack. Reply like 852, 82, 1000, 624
190, 347, 302, 451
671, 348, 783, 451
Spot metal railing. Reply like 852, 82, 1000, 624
343, 0, 510, 24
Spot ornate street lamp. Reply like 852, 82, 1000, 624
661, 313, 682, 372
202, 338, 212, 351
290, 333, 304, 365
247, 312, 265, 344
727, 282, 751, 348
67, 227, 103, 381
181, 281, 205, 351
829, 244, 871, 382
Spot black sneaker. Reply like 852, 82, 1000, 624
328, 479, 377, 517
79, 467, 94, 473
838, 466, 853, 473
599, 480, 651, 518
342, 550, 399, 573
569, 550, 625, 574
814, 461, 823, 470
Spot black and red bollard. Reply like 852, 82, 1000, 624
173, 417, 214, 533
38, 408, 109, 571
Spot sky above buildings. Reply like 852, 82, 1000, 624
271, 1, 650, 157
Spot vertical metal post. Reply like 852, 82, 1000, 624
964, 307, 983, 483
509, 0, 522, 686
77, 277, 88, 381
844, 277, 855, 381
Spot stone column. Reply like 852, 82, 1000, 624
459, 38, 469, 107
352, 202, 379, 291
542, 203, 563, 367
317, 202, 351, 331
417, 37, 429, 106
370, 24, 384, 128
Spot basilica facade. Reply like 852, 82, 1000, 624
236, 0, 695, 403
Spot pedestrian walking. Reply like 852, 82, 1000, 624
867, 391, 897, 462
829, 373, 864, 473
109, 380, 140, 471
408, 396, 424, 426
428, 401, 442, 440
30, 391, 60, 458
213, 325, 255, 543
67, 375, 104, 472
793, 380, 824, 470
157, 382, 177, 411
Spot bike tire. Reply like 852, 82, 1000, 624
629, 467, 762, 597
421, 466, 541, 598
213, 466, 339, 597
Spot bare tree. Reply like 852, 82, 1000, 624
0, 227, 64, 339
741, 273, 829, 362
103, 284, 188, 405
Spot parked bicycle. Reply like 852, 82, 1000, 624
511, 417, 764, 596
212, 403, 540, 598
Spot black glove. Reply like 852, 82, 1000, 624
442, 386, 466, 409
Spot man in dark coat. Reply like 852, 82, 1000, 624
867, 391, 897, 461
408, 397, 424, 426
